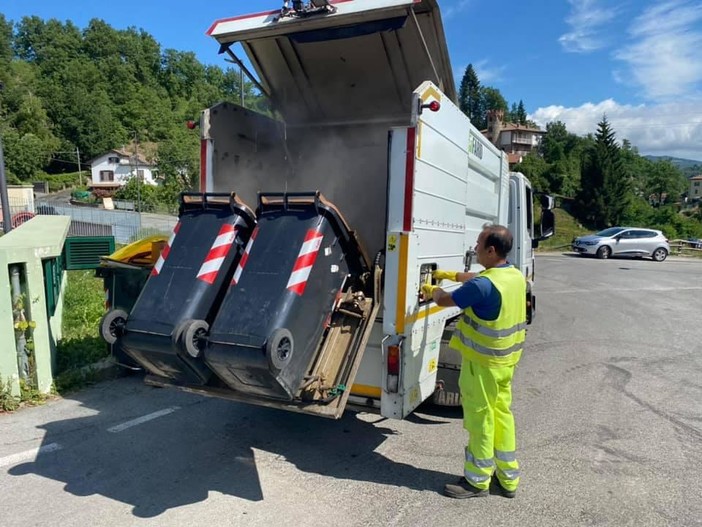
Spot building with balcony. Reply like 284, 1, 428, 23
482, 109, 546, 165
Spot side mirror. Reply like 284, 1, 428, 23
532, 209, 555, 248
539, 194, 555, 211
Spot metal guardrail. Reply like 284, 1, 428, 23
669, 239, 702, 254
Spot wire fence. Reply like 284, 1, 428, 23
2, 195, 178, 244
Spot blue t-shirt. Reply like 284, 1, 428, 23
450, 264, 512, 321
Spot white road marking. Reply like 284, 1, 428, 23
107, 406, 180, 433
0, 443, 63, 468
544, 286, 702, 294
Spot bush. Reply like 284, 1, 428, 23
35, 172, 84, 192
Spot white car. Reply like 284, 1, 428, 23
572, 227, 669, 261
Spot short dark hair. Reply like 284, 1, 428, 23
482, 224, 513, 258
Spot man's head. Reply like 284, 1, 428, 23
476, 224, 513, 268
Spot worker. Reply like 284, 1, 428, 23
421, 224, 526, 499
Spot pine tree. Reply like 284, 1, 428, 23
458, 64, 482, 125
577, 117, 630, 227
516, 100, 527, 125
508, 102, 518, 123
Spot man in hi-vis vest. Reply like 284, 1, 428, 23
422, 224, 526, 499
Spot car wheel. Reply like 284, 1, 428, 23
100, 309, 129, 345
596, 245, 611, 259
652, 247, 668, 262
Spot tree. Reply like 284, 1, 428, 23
516, 100, 527, 125
458, 64, 482, 125
646, 160, 685, 206
577, 117, 630, 228
0, 14, 12, 67
513, 153, 549, 192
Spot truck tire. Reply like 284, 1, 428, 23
267, 328, 294, 371
179, 319, 209, 358
100, 309, 129, 345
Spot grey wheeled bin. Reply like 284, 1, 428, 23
100, 193, 256, 385
204, 192, 369, 400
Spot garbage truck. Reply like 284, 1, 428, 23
100, 0, 554, 420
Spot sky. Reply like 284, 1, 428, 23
1, 0, 702, 161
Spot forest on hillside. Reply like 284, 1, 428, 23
1, 14, 700, 239
0, 14, 264, 208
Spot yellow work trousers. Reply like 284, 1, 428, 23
459, 357, 520, 491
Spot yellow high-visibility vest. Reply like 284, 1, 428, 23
449, 266, 527, 368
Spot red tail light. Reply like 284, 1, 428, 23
387, 345, 400, 375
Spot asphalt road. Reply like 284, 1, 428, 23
1, 254, 701, 526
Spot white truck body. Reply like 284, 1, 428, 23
194, 0, 550, 419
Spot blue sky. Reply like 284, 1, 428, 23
2, 0, 701, 160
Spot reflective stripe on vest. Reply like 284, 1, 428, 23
456, 331, 524, 357
461, 314, 526, 338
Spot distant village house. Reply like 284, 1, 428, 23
482, 109, 545, 165
88, 147, 157, 191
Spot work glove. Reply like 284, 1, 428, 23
421, 283, 439, 300
433, 270, 458, 282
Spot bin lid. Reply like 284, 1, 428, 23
207, 0, 454, 125
104, 235, 168, 267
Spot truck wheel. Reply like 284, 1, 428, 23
179, 319, 209, 358
267, 328, 294, 371
100, 309, 129, 345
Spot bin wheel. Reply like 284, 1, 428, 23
267, 328, 294, 371
179, 319, 209, 358
100, 309, 129, 345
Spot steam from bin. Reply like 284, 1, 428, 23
210, 103, 390, 258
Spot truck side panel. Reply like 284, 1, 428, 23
381, 82, 509, 418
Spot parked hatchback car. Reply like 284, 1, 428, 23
572, 227, 669, 261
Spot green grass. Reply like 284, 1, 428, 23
54, 270, 110, 393
537, 208, 590, 251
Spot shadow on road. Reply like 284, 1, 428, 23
8, 378, 458, 518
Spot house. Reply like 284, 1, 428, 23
88, 147, 157, 190
482, 109, 546, 165
689, 174, 702, 202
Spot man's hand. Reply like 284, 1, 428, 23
433, 270, 458, 282
421, 283, 439, 301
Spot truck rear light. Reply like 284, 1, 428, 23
387, 344, 400, 375
419, 100, 441, 114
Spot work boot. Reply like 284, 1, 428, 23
444, 478, 488, 499
490, 475, 517, 499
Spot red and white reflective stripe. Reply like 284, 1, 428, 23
196, 224, 238, 284
403, 127, 416, 232
151, 222, 181, 276
286, 228, 324, 296
231, 227, 258, 286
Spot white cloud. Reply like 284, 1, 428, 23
442, 0, 472, 20
530, 99, 702, 161
559, 0, 617, 53
614, 0, 702, 100
473, 59, 505, 84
